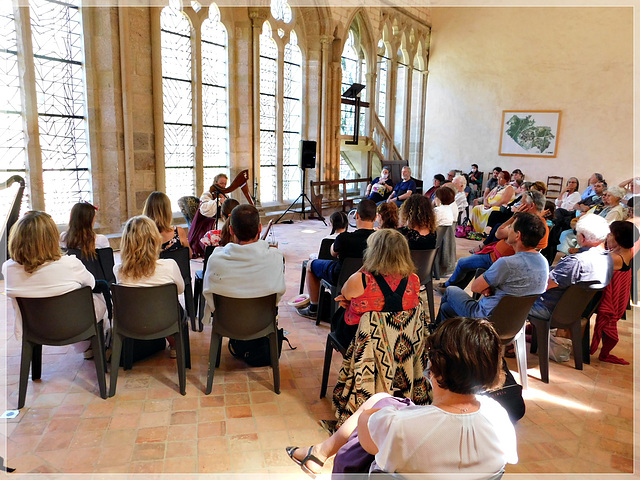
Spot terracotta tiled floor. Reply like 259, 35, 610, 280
0, 218, 636, 476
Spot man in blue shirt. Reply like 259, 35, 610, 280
437, 212, 549, 322
529, 213, 613, 320
386, 166, 416, 207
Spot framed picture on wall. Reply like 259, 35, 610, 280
499, 110, 561, 157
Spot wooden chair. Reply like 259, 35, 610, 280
546, 176, 564, 200
16, 287, 108, 408
110, 284, 189, 396
528, 284, 600, 383
206, 294, 280, 394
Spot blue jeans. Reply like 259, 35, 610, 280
528, 299, 552, 321
437, 286, 483, 323
445, 254, 493, 288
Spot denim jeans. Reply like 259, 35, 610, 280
528, 299, 552, 321
445, 253, 493, 288
436, 286, 483, 324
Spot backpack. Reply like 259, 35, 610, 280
228, 328, 295, 367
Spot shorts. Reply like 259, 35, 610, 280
309, 258, 340, 284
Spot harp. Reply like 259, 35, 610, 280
209, 169, 254, 206
1, 175, 26, 259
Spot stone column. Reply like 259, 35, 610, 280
248, 9, 265, 206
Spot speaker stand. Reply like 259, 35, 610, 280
274, 168, 326, 225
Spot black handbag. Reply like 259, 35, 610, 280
228, 329, 295, 367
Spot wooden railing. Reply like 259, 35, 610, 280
372, 112, 403, 164
309, 177, 372, 218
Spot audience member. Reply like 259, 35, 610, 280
510, 169, 525, 186
619, 176, 640, 201
366, 166, 394, 203
398, 194, 437, 250
376, 202, 399, 229
590, 221, 638, 364
200, 198, 239, 248
576, 180, 606, 214
451, 174, 470, 218
437, 212, 548, 322
143, 191, 191, 256
445, 193, 548, 291
530, 181, 548, 196
298, 200, 376, 318
473, 167, 502, 206
329, 211, 349, 236
332, 229, 420, 346
114, 215, 184, 358
424, 174, 445, 201
203, 205, 286, 312
582, 173, 605, 200
286, 317, 517, 477
387, 167, 416, 206
446, 169, 456, 183
469, 170, 515, 233
529, 214, 613, 321
434, 186, 457, 227
60, 202, 110, 256
3, 211, 108, 356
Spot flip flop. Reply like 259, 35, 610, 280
285, 446, 324, 478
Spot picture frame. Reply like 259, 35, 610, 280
499, 110, 561, 157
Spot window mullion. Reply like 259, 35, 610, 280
14, 4, 44, 211
193, 20, 204, 198
276, 42, 284, 204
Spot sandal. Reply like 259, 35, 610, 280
469, 244, 483, 254
285, 446, 324, 478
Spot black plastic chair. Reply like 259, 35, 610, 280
316, 257, 364, 326
110, 284, 189, 396
206, 294, 280, 395
487, 294, 539, 389
320, 311, 350, 399
433, 225, 456, 280
410, 248, 438, 322
16, 286, 108, 409
160, 247, 196, 332
193, 245, 216, 331
528, 284, 600, 383
67, 247, 116, 319
299, 238, 335, 294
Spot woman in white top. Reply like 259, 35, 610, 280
555, 177, 582, 211
59, 202, 110, 253
286, 317, 517, 478
433, 186, 457, 227
114, 215, 184, 357
3, 211, 107, 349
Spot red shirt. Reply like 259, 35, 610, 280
344, 271, 421, 325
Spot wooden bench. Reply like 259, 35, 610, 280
309, 177, 371, 218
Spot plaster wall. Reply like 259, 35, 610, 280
423, 7, 633, 190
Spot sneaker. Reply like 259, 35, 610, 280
83, 347, 94, 359
296, 306, 317, 319
169, 347, 177, 359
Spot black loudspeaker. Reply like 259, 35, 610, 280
299, 140, 317, 169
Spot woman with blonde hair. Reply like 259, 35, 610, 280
3, 211, 107, 354
333, 228, 420, 346
60, 202, 110, 257
142, 191, 191, 257
114, 215, 184, 358
398, 194, 437, 249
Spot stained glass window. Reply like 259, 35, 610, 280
282, 31, 301, 201
0, 1, 29, 223
30, 0, 90, 223
259, 21, 277, 203
340, 29, 366, 137
202, 6, 229, 186
161, 6, 194, 210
